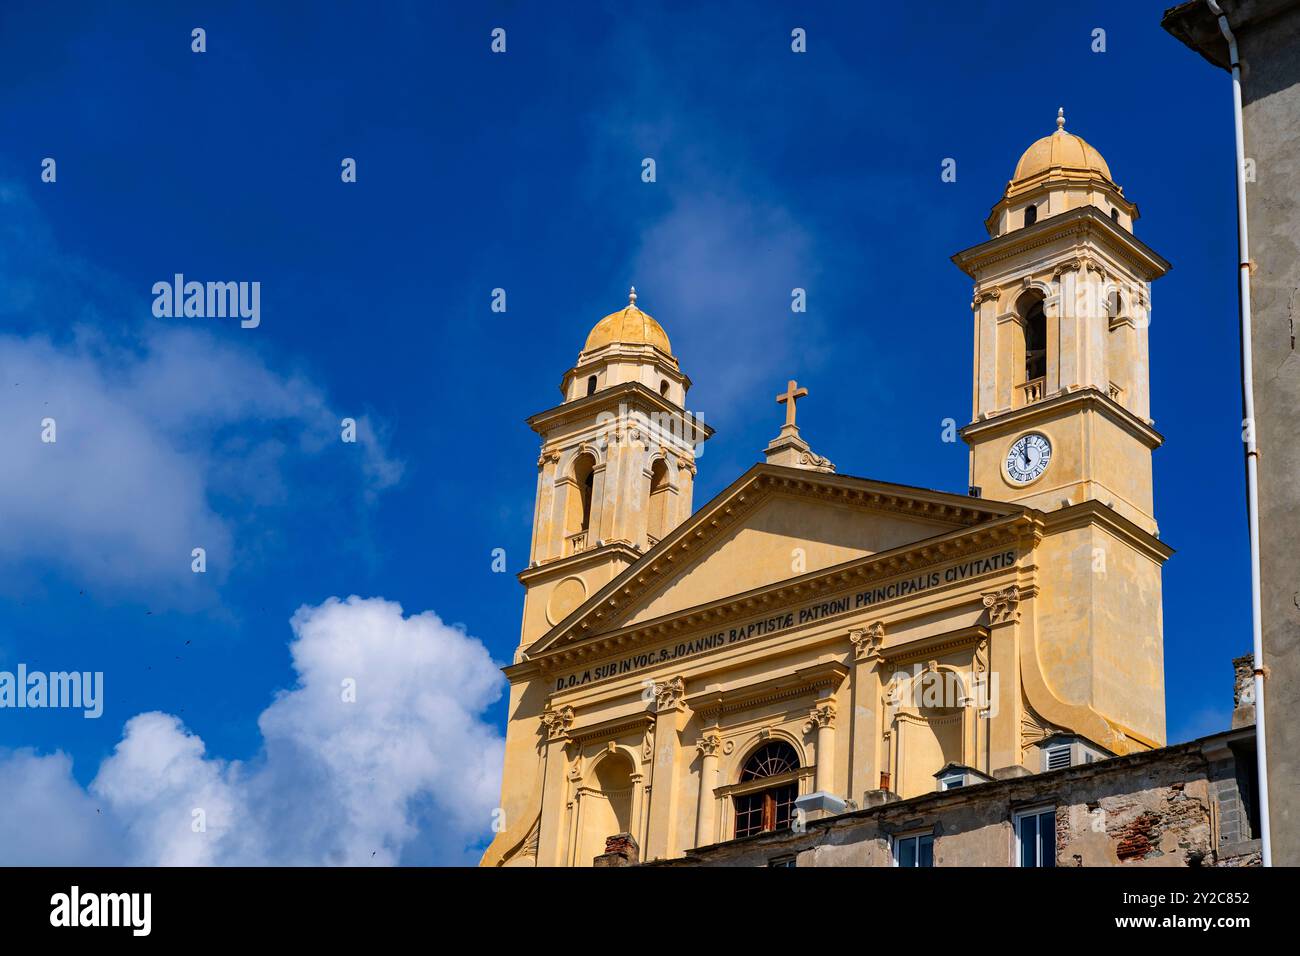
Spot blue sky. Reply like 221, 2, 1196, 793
0, 1, 1247, 864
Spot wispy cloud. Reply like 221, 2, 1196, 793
0, 182, 403, 599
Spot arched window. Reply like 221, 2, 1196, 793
1110, 207, 1120, 223
646, 458, 670, 544
734, 741, 800, 838
1023, 296, 1047, 383
659, 379, 670, 398
586, 375, 598, 396
1024, 204, 1038, 227
566, 453, 596, 542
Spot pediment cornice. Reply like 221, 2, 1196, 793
523, 465, 1026, 662
522, 516, 1039, 682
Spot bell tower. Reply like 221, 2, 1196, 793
953, 111, 1173, 751
516, 289, 711, 656
954, 109, 1171, 536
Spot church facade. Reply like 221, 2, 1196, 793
482, 114, 1178, 867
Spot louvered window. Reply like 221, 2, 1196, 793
1046, 745, 1072, 771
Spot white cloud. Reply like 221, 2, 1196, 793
0, 596, 505, 866
0, 748, 125, 865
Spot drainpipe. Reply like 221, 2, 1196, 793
1207, 0, 1271, 867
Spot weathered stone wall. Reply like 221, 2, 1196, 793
655, 732, 1260, 867
1240, 3, 1300, 869
1162, 0, 1300, 870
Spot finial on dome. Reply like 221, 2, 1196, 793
1056, 107, 1066, 132
628, 286, 637, 308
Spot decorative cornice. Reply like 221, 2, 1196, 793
566, 711, 656, 746
687, 661, 850, 720
952, 206, 1171, 283
1039, 499, 1173, 564
877, 625, 991, 668
526, 381, 714, 441
517, 541, 641, 586
959, 386, 1164, 451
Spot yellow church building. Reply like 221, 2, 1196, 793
482, 113, 1175, 867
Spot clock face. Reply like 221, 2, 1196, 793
1004, 432, 1052, 485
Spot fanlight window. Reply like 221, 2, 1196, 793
740, 742, 799, 780
734, 741, 800, 839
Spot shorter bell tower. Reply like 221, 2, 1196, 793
517, 289, 712, 656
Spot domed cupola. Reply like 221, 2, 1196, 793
561, 288, 691, 406
583, 287, 674, 355
986, 109, 1138, 238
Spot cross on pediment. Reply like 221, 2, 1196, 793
776, 379, 808, 429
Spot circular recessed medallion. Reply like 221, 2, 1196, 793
546, 576, 588, 626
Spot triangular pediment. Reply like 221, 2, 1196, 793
526, 464, 1024, 659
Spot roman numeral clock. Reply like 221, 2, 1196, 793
1004, 432, 1052, 485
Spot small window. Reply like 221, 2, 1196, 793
894, 833, 935, 867
939, 773, 965, 790
1015, 807, 1056, 868
1024, 204, 1038, 227
768, 856, 797, 868
1110, 207, 1120, 222
1045, 746, 1071, 771
659, 380, 670, 398
586, 375, 598, 396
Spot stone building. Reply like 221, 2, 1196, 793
653, 668, 1260, 868
1162, 0, 1300, 869
483, 115, 1199, 868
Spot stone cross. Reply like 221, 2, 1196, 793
776, 379, 808, 428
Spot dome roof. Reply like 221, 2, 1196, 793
1012, 109, 1113, 185
584, 288, 673, 354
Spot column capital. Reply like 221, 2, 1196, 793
849, 621, 885, 661
654, 675, 687, 713
695, 732, 723, 759
541, 704, 575, 741
981, 585, 1022, 625
804, 702, 837, 732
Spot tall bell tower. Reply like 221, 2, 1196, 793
953, 111, 1173, 751
954, 109, 1171, 536
516, 289, 712, 657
